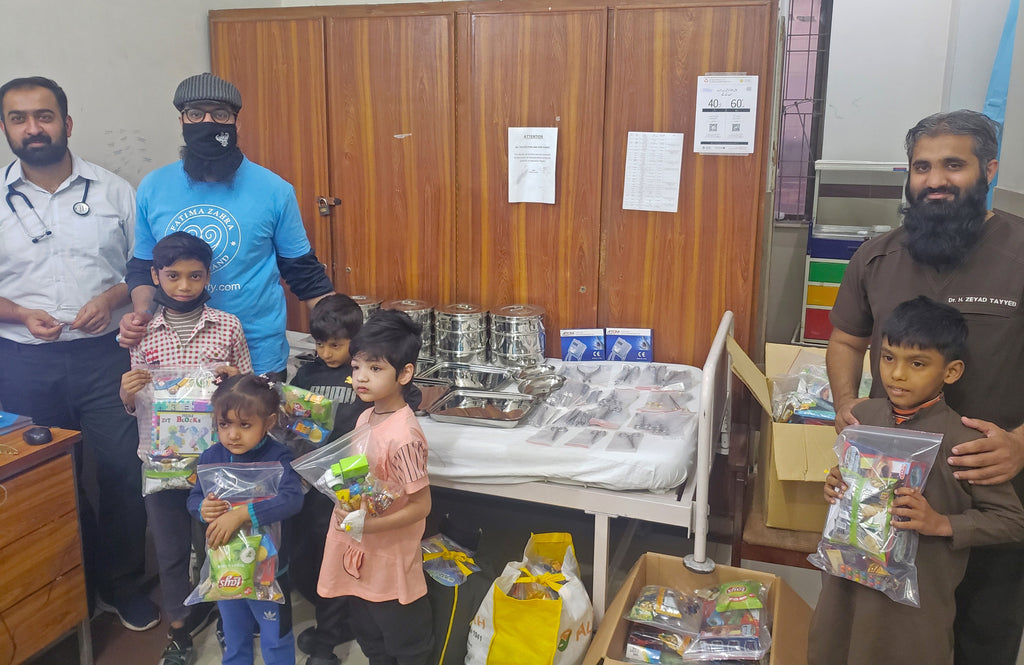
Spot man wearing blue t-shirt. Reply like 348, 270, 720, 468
119, 73, 333, 377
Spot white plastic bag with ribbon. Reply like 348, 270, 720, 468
465, 532, 593, 665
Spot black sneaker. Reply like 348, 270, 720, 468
297, 627, 319, 655
95, 594, 160, 632
298, 627, 341, 665
158, 636, 196, 665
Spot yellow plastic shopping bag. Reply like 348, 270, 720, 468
466, 533, 594, 665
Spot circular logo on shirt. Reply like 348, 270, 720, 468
167, 205, 241, 273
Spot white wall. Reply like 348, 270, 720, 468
821, 0, 1014, 163
948, 0, 1014, 110
822, 0, 953, 162
0, 0, 278, 187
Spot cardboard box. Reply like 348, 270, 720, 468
729, 339, 839, 532
604, 328, 653, 362
583, 552, 811, 665
561, 328, 606, 361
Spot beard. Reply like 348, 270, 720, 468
901, 173, 990, 272
5, 128, 68, 167
180, 144, 243, 183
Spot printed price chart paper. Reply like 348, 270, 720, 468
694, 75, 759, 154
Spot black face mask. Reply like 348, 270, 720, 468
181, 122, 243, 182
153, 287, 211, 313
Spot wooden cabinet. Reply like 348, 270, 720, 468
0, 428, 89, 665
210, 0, 776, 365
601, 4, 774, 365
457, 8, 607, 340
323, 13, 457, 304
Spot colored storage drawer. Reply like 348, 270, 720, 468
803, 307, 833, 341
806, 260, 848, 284
805, 284, 840, 307
806, 234, 864, 260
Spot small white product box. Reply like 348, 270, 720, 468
604, 328, 653, 362
560, 328, 606, 361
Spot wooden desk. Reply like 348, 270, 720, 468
0, 427, 91, 665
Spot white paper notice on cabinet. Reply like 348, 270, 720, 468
694, 75, 759, 154
508, 127, 558, 204
622, 131, 685, 213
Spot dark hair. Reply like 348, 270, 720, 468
905, 110, 1001, 166
212, 374, 280, 421
881, 296, 968, 362
348, 309, 422, 377
0, 76, 69, 119
310, 294, 363, 342
152, 232, 213, 271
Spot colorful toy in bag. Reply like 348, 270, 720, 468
624, 625, 692, 665
133, 366, 218, 494
769, 361, 836, 425
292, 424, 404, 536
280, 384, 335, 444
682, 580, 772, 662
466, 532, 593, 665
625, 585, 701, 636
185, 462, 287, 604
807, 425, 942, 607
422, 533, 482, 587
312, 452, 398, 516
621, 585, 701, 664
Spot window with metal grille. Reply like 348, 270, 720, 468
775, 0, 833, 222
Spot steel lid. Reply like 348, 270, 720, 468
491, 304, 545, 319
437, 302, 488, 317
383, 298, 433, 312
350, 294, 382, 306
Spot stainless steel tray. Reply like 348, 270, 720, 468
412, 377, 453, 415
426, 389, 536, 428
416, 362, 514, 391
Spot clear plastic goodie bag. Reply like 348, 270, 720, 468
185, 462, 287, 604
133, 366, 219, 495
807, 424, 943, 606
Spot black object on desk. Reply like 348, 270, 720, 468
23, 426, 53, 445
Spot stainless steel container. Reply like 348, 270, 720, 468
383, 298, 435, 357
488, 304, 546, 367
350, 295, 382, 322
435, 303, 489, 360
434, 347, 489, 365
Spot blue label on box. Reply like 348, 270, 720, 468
604, 328, 653, 362
560, 329, 605, 361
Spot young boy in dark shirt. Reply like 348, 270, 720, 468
809, 296, 1024, 664
289, 295, 421, 664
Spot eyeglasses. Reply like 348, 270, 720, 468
181, 107, 236, 124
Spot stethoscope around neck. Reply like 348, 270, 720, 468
4, 161, 91, 243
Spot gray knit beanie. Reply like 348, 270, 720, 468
173, 73, 242, 112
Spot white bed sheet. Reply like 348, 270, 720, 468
419, 360, 703, 491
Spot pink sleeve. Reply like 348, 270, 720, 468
390, 439, 429, 493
